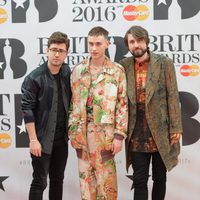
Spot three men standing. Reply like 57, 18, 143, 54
21, 26, 182, 200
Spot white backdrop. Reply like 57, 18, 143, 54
0, 0, 200, 200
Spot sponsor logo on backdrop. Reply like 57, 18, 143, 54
0, 38, 27, 79
0, 0, 58, 23
180, 65, 200, 77
123, 4, 149, 21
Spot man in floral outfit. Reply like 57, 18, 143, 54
69, 26, 128, 200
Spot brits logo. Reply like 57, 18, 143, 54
0, 38, 27, 79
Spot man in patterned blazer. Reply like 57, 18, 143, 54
119, 25, 183, 200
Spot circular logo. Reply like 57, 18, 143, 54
136, 5, 149, 21
0, 133, 12, 148
180, 65, 191, 76
190, 65, 200, 76
180, 65, 200, 77
0, 8, 8, 24
123, 5, 137, 21
123, 5, 149, 21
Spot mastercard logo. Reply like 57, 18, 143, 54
0, 133, 12, 148
0, 8, 8, 24
123, 5, 149, 21
180, 65, 200, 77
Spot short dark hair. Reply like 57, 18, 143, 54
124, 26, 149, 47
48, 31, 70, 50
88, 26, 109, 40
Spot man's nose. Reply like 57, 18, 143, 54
55, 51, 60, 56
92, 45, 97, 50
134, 41, 139, 47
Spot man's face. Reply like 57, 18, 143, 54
88, 35, 109, 60
47, 43, 67, 67
127, 34, 148, 58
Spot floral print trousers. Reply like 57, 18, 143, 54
78, 122, 117, 200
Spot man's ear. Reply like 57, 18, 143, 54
106, 40, 110, 48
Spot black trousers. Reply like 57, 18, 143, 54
29, 139, 68, 200
131, 152, 167, 200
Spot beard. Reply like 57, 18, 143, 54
130, 47, 148, 58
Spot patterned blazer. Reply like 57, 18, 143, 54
69, 56, 128, 160
119, 52, 183, 171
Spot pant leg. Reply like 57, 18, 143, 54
151, 152, 167, 200
95, 156, 117, 200
78, 157, 97, 200
29, 153, 50, 200
49, 138, 68, 200
131, 152, 151, 200
91, 124, 117, 200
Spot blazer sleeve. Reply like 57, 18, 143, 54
114, 65, 128, 139
163, 56, 183, 134
68, 67, 87, 149
21, 75, 39, 124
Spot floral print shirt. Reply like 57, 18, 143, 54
68, 56, 128, 152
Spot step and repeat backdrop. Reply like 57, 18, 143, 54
0, 0, 200, 199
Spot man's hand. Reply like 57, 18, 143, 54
111, 139, 123, 155
170, 133, 181, 145
30, 140, 42, 157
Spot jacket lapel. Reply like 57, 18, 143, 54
95, 56, 115, 84
145, 53, 161, 105
126, 57, 136, 105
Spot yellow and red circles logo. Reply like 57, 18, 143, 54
180, 65, 200, 77
0, 133, 12, 148
123, 5, 149, 21
0, 8, 8, 24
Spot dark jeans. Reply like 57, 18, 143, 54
131, 152, 167, 200
29, 139, 68, 200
